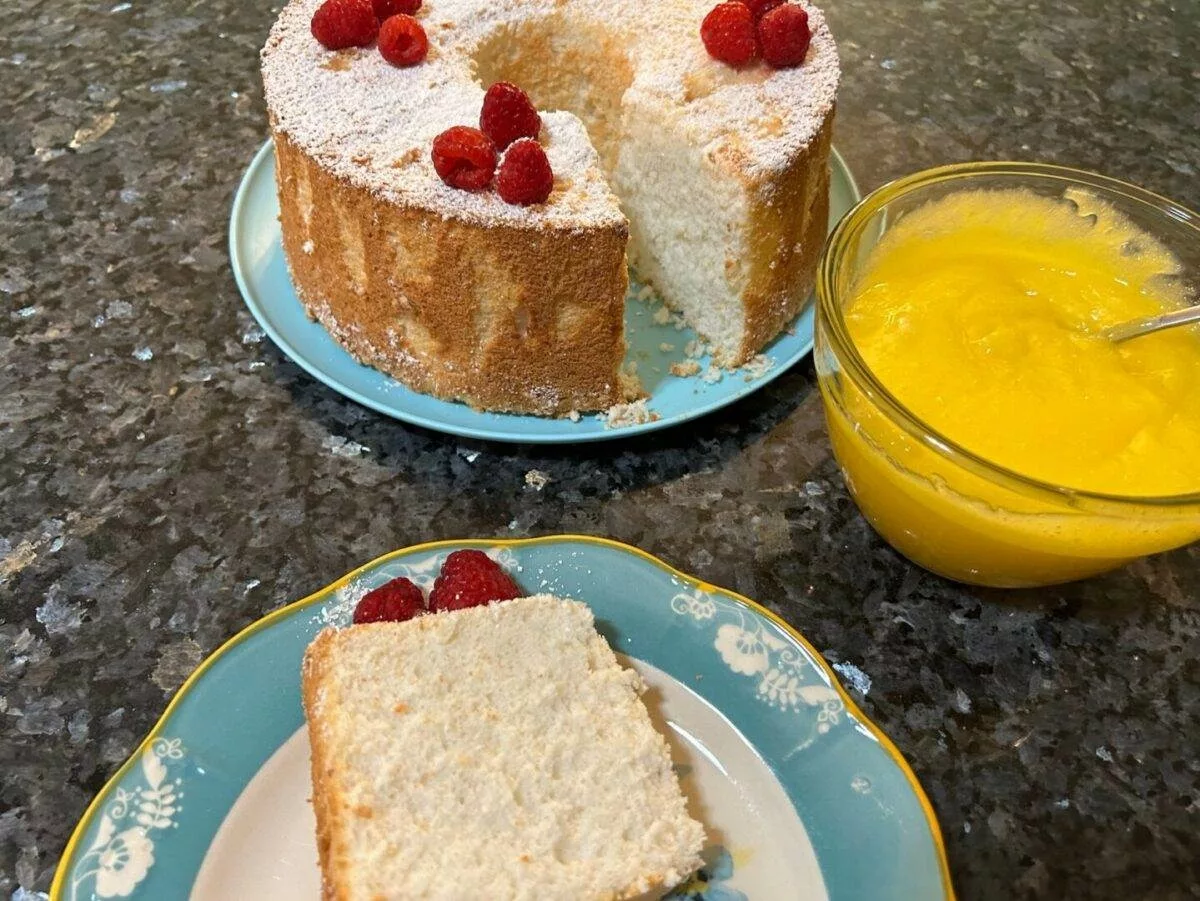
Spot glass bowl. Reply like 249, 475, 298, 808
814, 162, 1200, 587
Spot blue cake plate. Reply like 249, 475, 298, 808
229, 142, 860, 443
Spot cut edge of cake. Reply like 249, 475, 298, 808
301, 595, 707, 901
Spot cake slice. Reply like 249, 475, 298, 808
302, 595, 706, 900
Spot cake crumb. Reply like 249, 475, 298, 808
302, 239, 315, 254
741, 353, 774, 380
602, 399, 659, 428
701, 365, 723, 384
684, 339, 708, 359
391, 147, 421, 168
566, 409, 581, 422
682, 68, 717, 104
321, 51, 354, 71
618, 367, 645, 401
637, 285, 656, 303
670, 360, 701, 377
524, 469, 551, 491
758, 114, 786, 136
658, 342, 675, 352
652, 305, 671, 325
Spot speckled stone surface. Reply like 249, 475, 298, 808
2, 0, 1199, 897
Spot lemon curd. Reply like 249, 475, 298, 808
822, 186, 1200, 585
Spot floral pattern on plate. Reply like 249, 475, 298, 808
68, 738, 185, 900
672, 586, 845, 752
666, 846, 747, 901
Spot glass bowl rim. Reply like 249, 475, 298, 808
816, 160, 1200, 511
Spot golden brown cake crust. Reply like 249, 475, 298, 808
274, 130, 629, 415
738, 111, 835, 363
302, 630, 351, 901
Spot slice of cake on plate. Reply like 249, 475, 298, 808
302, 594, 707, 899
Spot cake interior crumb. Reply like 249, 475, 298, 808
601, 399, 660, 428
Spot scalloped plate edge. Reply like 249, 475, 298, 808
50, 535, 955, 900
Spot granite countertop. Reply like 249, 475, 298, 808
2, 0, 1198, 897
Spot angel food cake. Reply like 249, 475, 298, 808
261, 0, 840, 414
302, 595, 707, 900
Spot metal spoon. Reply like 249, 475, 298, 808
1103, 303, 1200, 343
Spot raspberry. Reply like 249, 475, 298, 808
479, 82, 542, 150
700, 2, 758, 68
740, 0, 784, 19
352, 576, 426, 624
758, 3, 812, 68
428, 549, 522, 612
431, 126, 497, 191
372, 0, 420, 18
378, 14, 428, 67
496, 139, 554, 205
311, 0, 378, 50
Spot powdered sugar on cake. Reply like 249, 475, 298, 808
261, 0, 839, 229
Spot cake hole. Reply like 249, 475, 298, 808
472, 13, 634, 176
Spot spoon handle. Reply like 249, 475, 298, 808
1104, 303, 1200, 343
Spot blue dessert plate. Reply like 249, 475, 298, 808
228, 141, 860, 443
52, 537, 953, 901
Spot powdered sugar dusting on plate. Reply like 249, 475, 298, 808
315, 578, 371, 628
